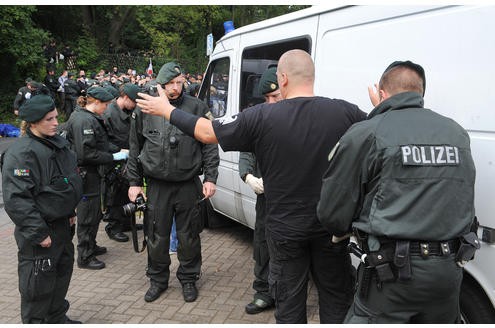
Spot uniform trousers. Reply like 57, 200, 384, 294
252, 194, 272, 303
145, 178, 203, 289
345, 254, 462, 323
105, 177, 131, 234
76, 171, 103, 263
17, 219, 74, 323
266, 227, 354, 323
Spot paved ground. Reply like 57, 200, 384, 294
0, 137, 320, 324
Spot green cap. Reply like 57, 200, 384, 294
104, 85, 119, 99
18, 94, 56, 123
122, 83, 140, 102
87, 86, 114, 102
156, 62, 182, 84
258, 67, 279, 95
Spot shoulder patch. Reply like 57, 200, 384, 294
83, 129, 94, 135
14, 169, 30, 177
205, 111, 214, 121
217, 114, 238, 125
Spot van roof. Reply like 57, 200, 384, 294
217, 4, 348, 43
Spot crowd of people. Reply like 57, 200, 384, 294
13, 62, 204, 121
1, 48, 479, 324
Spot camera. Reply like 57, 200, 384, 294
123, 195, 147, 216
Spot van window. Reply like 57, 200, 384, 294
200, 57, 230, 118
240, 37, 311, 111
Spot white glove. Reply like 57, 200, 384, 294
245, 174, 264, 194
112, 151, 128, 161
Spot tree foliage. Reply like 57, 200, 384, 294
1, 5, 309, 118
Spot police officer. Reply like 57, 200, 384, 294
317, 60, 478, 323
239, 67, 281, 315
135, 50, 366, 324
65, 86, 126, 270
2, 95, 83, 323
44, 67, 60, 102
102, 83, 140, 242
13, 78, 38, 116
127, 62, 219, 303
63, 72, 80, 119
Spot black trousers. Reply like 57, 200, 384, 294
145, 178, 203, 288
17, 219, 74, 323
76, 171, 103, 262
345, 254, 462, 323
266, 228, 354, 324
105, 176, 131, 233
251, 194, 272, 303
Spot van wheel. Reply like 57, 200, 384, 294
460, 278, 495, 323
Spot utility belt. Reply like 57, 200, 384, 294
351, 229, 480, 299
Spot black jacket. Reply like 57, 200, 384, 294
2, 130, 83, 246
127, 93, 219, 185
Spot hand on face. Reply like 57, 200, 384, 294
136, 84, 176, 120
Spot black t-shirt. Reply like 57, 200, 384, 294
213, 96, 367, 239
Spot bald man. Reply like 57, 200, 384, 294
136, 49, 367, 323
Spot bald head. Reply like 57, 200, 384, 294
277, 49, 315, 98
278, 49, 315, 84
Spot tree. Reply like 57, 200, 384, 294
0, 6, 49, 116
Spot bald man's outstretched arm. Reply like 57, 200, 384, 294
136, 84, 218, 144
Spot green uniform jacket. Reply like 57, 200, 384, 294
103, 101, 132, 149
239, 152, 261, 181
317, 92, 476, 241
65, 106, 119, 167
13, 86, 31, 111
127, 93, 219, 185
2, 130, 83, 246
63, 79, 80, 99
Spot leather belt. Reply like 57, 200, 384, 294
409, 240, 459, 257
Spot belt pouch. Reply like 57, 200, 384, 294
394, 241, 412, 281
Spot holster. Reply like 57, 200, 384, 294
455, 231, 480, 266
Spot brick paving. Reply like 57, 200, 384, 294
0, 216, 320, 324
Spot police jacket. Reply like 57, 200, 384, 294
13, 86, 32, 111
317, 92, 476, 242
64, 79, 80, 98
127, 93, 219, 185
103, 101, 132, 149
1, 129, 83, 246
239, 152, 262, 181
44, 74, 60, 95
65, 106, 119, 168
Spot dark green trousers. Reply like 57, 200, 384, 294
17, 219, 74, 323
345, 254, 462, 323
251, 194, 272, 303
76, 171, 103, 263
145, 178, 203, 288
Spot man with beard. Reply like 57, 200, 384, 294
127, 62, 219, 303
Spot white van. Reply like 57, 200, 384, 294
197, 5, 495, 323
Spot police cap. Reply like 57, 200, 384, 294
156, 62, 182, 84
104, 85, 119, 99
258, 67, 279, 95
384, 60, 426, 95
87, 86, 114, 102
18, 94, 56, 123
122, 83, 140, 102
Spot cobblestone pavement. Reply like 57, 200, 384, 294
0, 217, 320, 324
